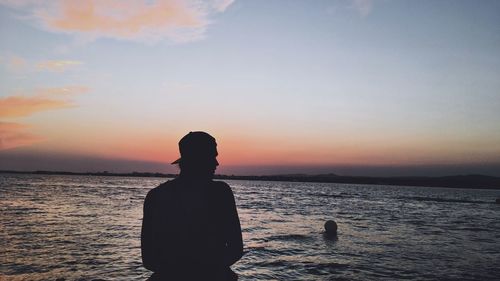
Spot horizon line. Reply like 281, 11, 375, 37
1, 169, 499, 179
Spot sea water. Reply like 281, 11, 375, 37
1, 174, 499, 280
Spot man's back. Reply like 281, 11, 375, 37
141, 177, 243, 280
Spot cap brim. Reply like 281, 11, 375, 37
171, 158, 181, 164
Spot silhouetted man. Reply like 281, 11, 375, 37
141, 132, 243, 281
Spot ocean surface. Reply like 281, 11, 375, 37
1, 174, 499, 281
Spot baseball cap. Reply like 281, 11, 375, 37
171, 131, 217, 164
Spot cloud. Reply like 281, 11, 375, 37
36, 60, 83, 72
1, 0, 235, 43
0, 86, 88, 150
212, 0, 234, 12
0, 96, 73, 118
0, 86, 89, 118
0, 122, 43, 150
5, 55, 28, 72
352, 0, 373, 17
1, 55, 83, 73
35, 85, 90, 96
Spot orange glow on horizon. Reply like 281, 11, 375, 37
26, 129, 499, 168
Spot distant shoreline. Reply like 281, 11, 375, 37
2, 170, 500, 189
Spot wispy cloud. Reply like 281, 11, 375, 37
212, 0, 234, 12
0, 122, 43, 150
1, 55, 83, 73
0, 86, 89, 118
0, 0, 235, 43
5, 55, 28, 72
35, 86, 90, 97
0, 85, 88, 150
350, 0, 373, 17
36, 60, 83, 72
0, 96, 74, 118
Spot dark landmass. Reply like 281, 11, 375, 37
1, 170, 500, 189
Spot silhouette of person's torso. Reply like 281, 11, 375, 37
141, 177, 242, 281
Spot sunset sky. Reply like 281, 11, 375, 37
1, 0, 500, 176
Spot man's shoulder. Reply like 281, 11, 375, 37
211, 180, 230, 188
211, 180, 233, 196
147, 179, 177, 197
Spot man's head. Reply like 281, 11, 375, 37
172, 131, 219, 178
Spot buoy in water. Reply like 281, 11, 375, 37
324, 220, 338, 235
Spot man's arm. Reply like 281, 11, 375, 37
222, 184, 244, 266
141, 189, 157, 272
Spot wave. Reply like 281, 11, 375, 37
264, 234, 311, 242
306, 192, 345, 198
397, 196, 490, 204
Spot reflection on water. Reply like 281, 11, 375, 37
1, 174, 499, 280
